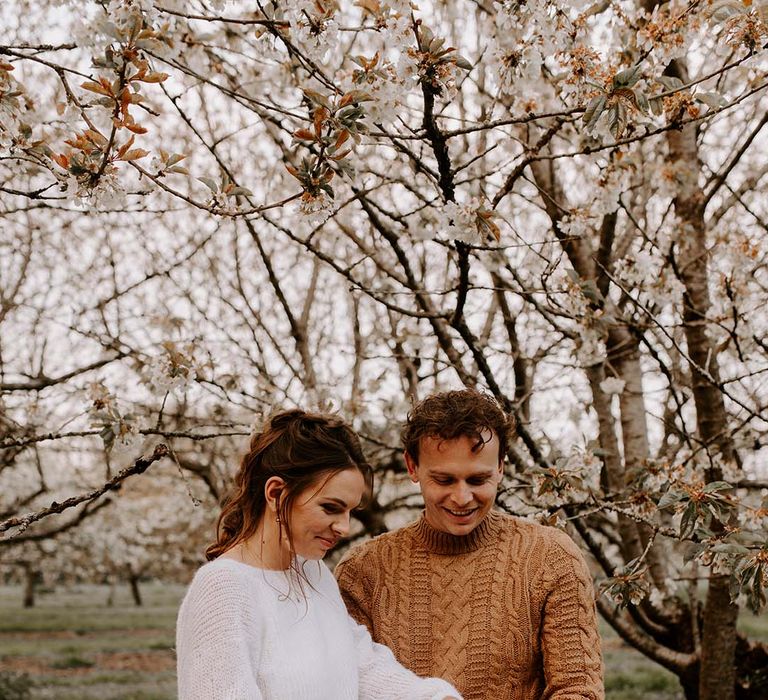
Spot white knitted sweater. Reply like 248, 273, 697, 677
176, 557, 461, 699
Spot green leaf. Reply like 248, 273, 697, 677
419, 25, 434, 50
614, 64, 643, 89
610, 101, 628, 139
636, 92, 650, 115
582, 94, 606, 130
429, 36, 445, 53
710, 543, 750, 555
198, 177, 218, 193
99, 425, 115, 451
680, 501, 698, 539
709, 1, 744, 23
228, 186, 253, 197
454, 54, 473, 71
657, 76, 684, 91
580, 279, 604, 305
166, 153, 186, 167
658, 488, 686, 509
591, 447, 614, 457
565, 268, 581, 285
695, 91, 727, 109
683, 543, 706, 564
703, 481, 732, 493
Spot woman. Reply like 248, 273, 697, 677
176, 409, 461, 700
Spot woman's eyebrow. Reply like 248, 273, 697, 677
324, 497, 349, 507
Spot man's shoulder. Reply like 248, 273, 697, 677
495, 511, 583, 558
335, 521, 419, 573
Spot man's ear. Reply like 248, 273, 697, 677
404, 451, 419, 484
494, 459, 504, 486
264, 476, 286, 514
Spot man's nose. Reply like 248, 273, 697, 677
451, 482, 473, 507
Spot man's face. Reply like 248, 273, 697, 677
405, 433, 503, 536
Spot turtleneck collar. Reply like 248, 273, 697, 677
412, 508, 504, 555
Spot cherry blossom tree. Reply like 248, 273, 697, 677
2, 1, 768, 697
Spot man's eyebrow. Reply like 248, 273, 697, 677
428, 470, 496, 478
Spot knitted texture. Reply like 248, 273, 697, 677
176, 557, 462, 699
335, 509, 604, 700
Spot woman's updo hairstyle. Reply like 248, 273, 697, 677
205, 409, 373, 561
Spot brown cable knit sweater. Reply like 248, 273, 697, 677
335, 509, 604, 700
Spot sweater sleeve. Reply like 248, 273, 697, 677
176, 565, 263, 700
350, 616, 462, 700
538, 531, 605, 700
335, 548, 375, 632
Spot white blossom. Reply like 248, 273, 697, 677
107, 0, 158, 29
300, 191, 333, 223
600, 377, 626, 395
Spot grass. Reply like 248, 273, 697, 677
0, 583, 178, 700
0, 583, 766, 699
601, 619, 683, 700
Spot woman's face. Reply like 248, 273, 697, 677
287, 468, 366, 560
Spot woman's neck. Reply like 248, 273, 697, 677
223, 519, 291, 570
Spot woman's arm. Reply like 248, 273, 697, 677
176, 565, 264, 700
349, 615, 462, 700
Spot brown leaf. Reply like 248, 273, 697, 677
52, 153, 69, 169
120, 148, 149, 161
313, 107, 328, 139
117, 134, 136, 158
334, 130, 350, 150
80, 80, 111, 96
354, 0, 381, 15
85, 129, 108, 147
293, 128, 316, 141
141, 72, 169, 83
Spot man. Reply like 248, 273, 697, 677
335, 389, 604, 700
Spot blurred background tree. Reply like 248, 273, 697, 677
1, 1, 767, 697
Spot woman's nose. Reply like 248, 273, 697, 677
332, 512, 351, 536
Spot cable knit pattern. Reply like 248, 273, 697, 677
335, 510, 604, 700
176, 557, 462, 699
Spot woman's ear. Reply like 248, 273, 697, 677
264, 476, 286, 515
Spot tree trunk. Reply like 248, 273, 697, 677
665, 57, 739, 700
700, 576, 739, 700
129, 573, 143, 606
22, 563, 35, 608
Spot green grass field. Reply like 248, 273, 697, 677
0, 583, 766, 699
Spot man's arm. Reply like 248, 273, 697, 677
335, 548, 376, 633
539, 530, 605, 700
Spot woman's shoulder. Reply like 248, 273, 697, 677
183, 558, 281, 607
